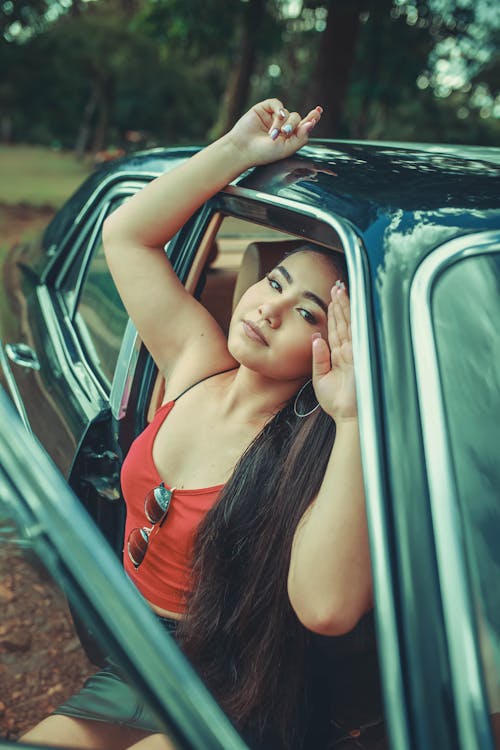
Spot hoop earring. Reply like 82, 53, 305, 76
293, 379, 320, 418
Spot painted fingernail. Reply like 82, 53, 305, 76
269, 128, 279, 140
282, 124, 293, 135
316, 106, 323, 113
278, 108, 286, 118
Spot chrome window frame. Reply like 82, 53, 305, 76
0, 336, 32, 433
110, 318, 141, 421
410, 230, 500, 750
36, 285, 105, 418
55, 182, 146, 307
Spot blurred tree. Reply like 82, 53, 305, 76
6, 0, 225, 150
0, 39, 17, 141
25, 3, 146, 153
1, 0, 53, 38
210, 0, 268, 137
300, 0, 366, 136
135, 0, 284, 138
271, 0, 499, 141
345, 3, 437, 139
1, 0, 72, 141
1, 0, 498, 149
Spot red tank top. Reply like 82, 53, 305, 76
121, 400, 224, 613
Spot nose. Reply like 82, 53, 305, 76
258, 300, 282, 328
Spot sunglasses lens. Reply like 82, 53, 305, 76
145, 484, 173, 524
129, 485, 174, 568
127, 527, 149, 568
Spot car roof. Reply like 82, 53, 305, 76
42, 140, 500, 278
88, 139, 500, 211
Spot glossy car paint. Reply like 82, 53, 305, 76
1, 141, 499, 750
0, 388, 249, 750
233, 144, 500, 750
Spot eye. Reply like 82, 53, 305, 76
298, 308, 317, 325
266, 273, 282, 292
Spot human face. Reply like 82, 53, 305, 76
228, 251, 342, 382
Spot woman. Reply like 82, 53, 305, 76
20, 99, 374, 750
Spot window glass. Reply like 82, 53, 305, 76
61, 196, 130, 387
74, 234, 128, 386
432, 252, 500, 737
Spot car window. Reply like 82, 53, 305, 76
60, 197, 130, 388
432, 251, 500, 730
74, 235, 128, 386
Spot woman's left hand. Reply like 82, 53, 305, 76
311, 283, 358, 422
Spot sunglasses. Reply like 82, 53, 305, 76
127, 483, 174, 568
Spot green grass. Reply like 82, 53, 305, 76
0, 145, 92, 208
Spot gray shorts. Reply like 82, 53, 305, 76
53, 616, 178, 732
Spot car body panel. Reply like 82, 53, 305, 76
0, 387, 250, 750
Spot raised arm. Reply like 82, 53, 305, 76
287, 283, 373, 636
102, 100, 322, 388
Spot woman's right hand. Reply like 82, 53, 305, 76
226, 98, 323, 168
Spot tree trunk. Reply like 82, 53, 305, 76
1, 116, 13, 143
74, 81, 100, 158
91, 79, 112, 154
353, 15, 383, 138
209, 0, 265, 139
304, 1, 361, 137
69, 0, 85, 17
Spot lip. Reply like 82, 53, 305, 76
242, 320, 269, 346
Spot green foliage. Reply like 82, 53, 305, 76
1, 0, 53, 38
1, 0, 498, 150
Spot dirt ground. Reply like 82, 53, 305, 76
0, 546, 95, 740
0, 205, 95, 741
0, 203, 55, 250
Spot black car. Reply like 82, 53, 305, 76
1, 141, 500, 749
0, 385, 253, 750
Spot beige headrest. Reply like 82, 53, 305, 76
232, 240, 304, 310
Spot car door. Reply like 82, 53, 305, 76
0, 386, 249, 750
0, 184, 137, 478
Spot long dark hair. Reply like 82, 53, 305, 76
177, 249, 348, 747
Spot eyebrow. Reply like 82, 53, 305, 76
275, 265, 329, 315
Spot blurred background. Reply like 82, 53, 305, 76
0, 0, 499, 255
2, 0, 500, 150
